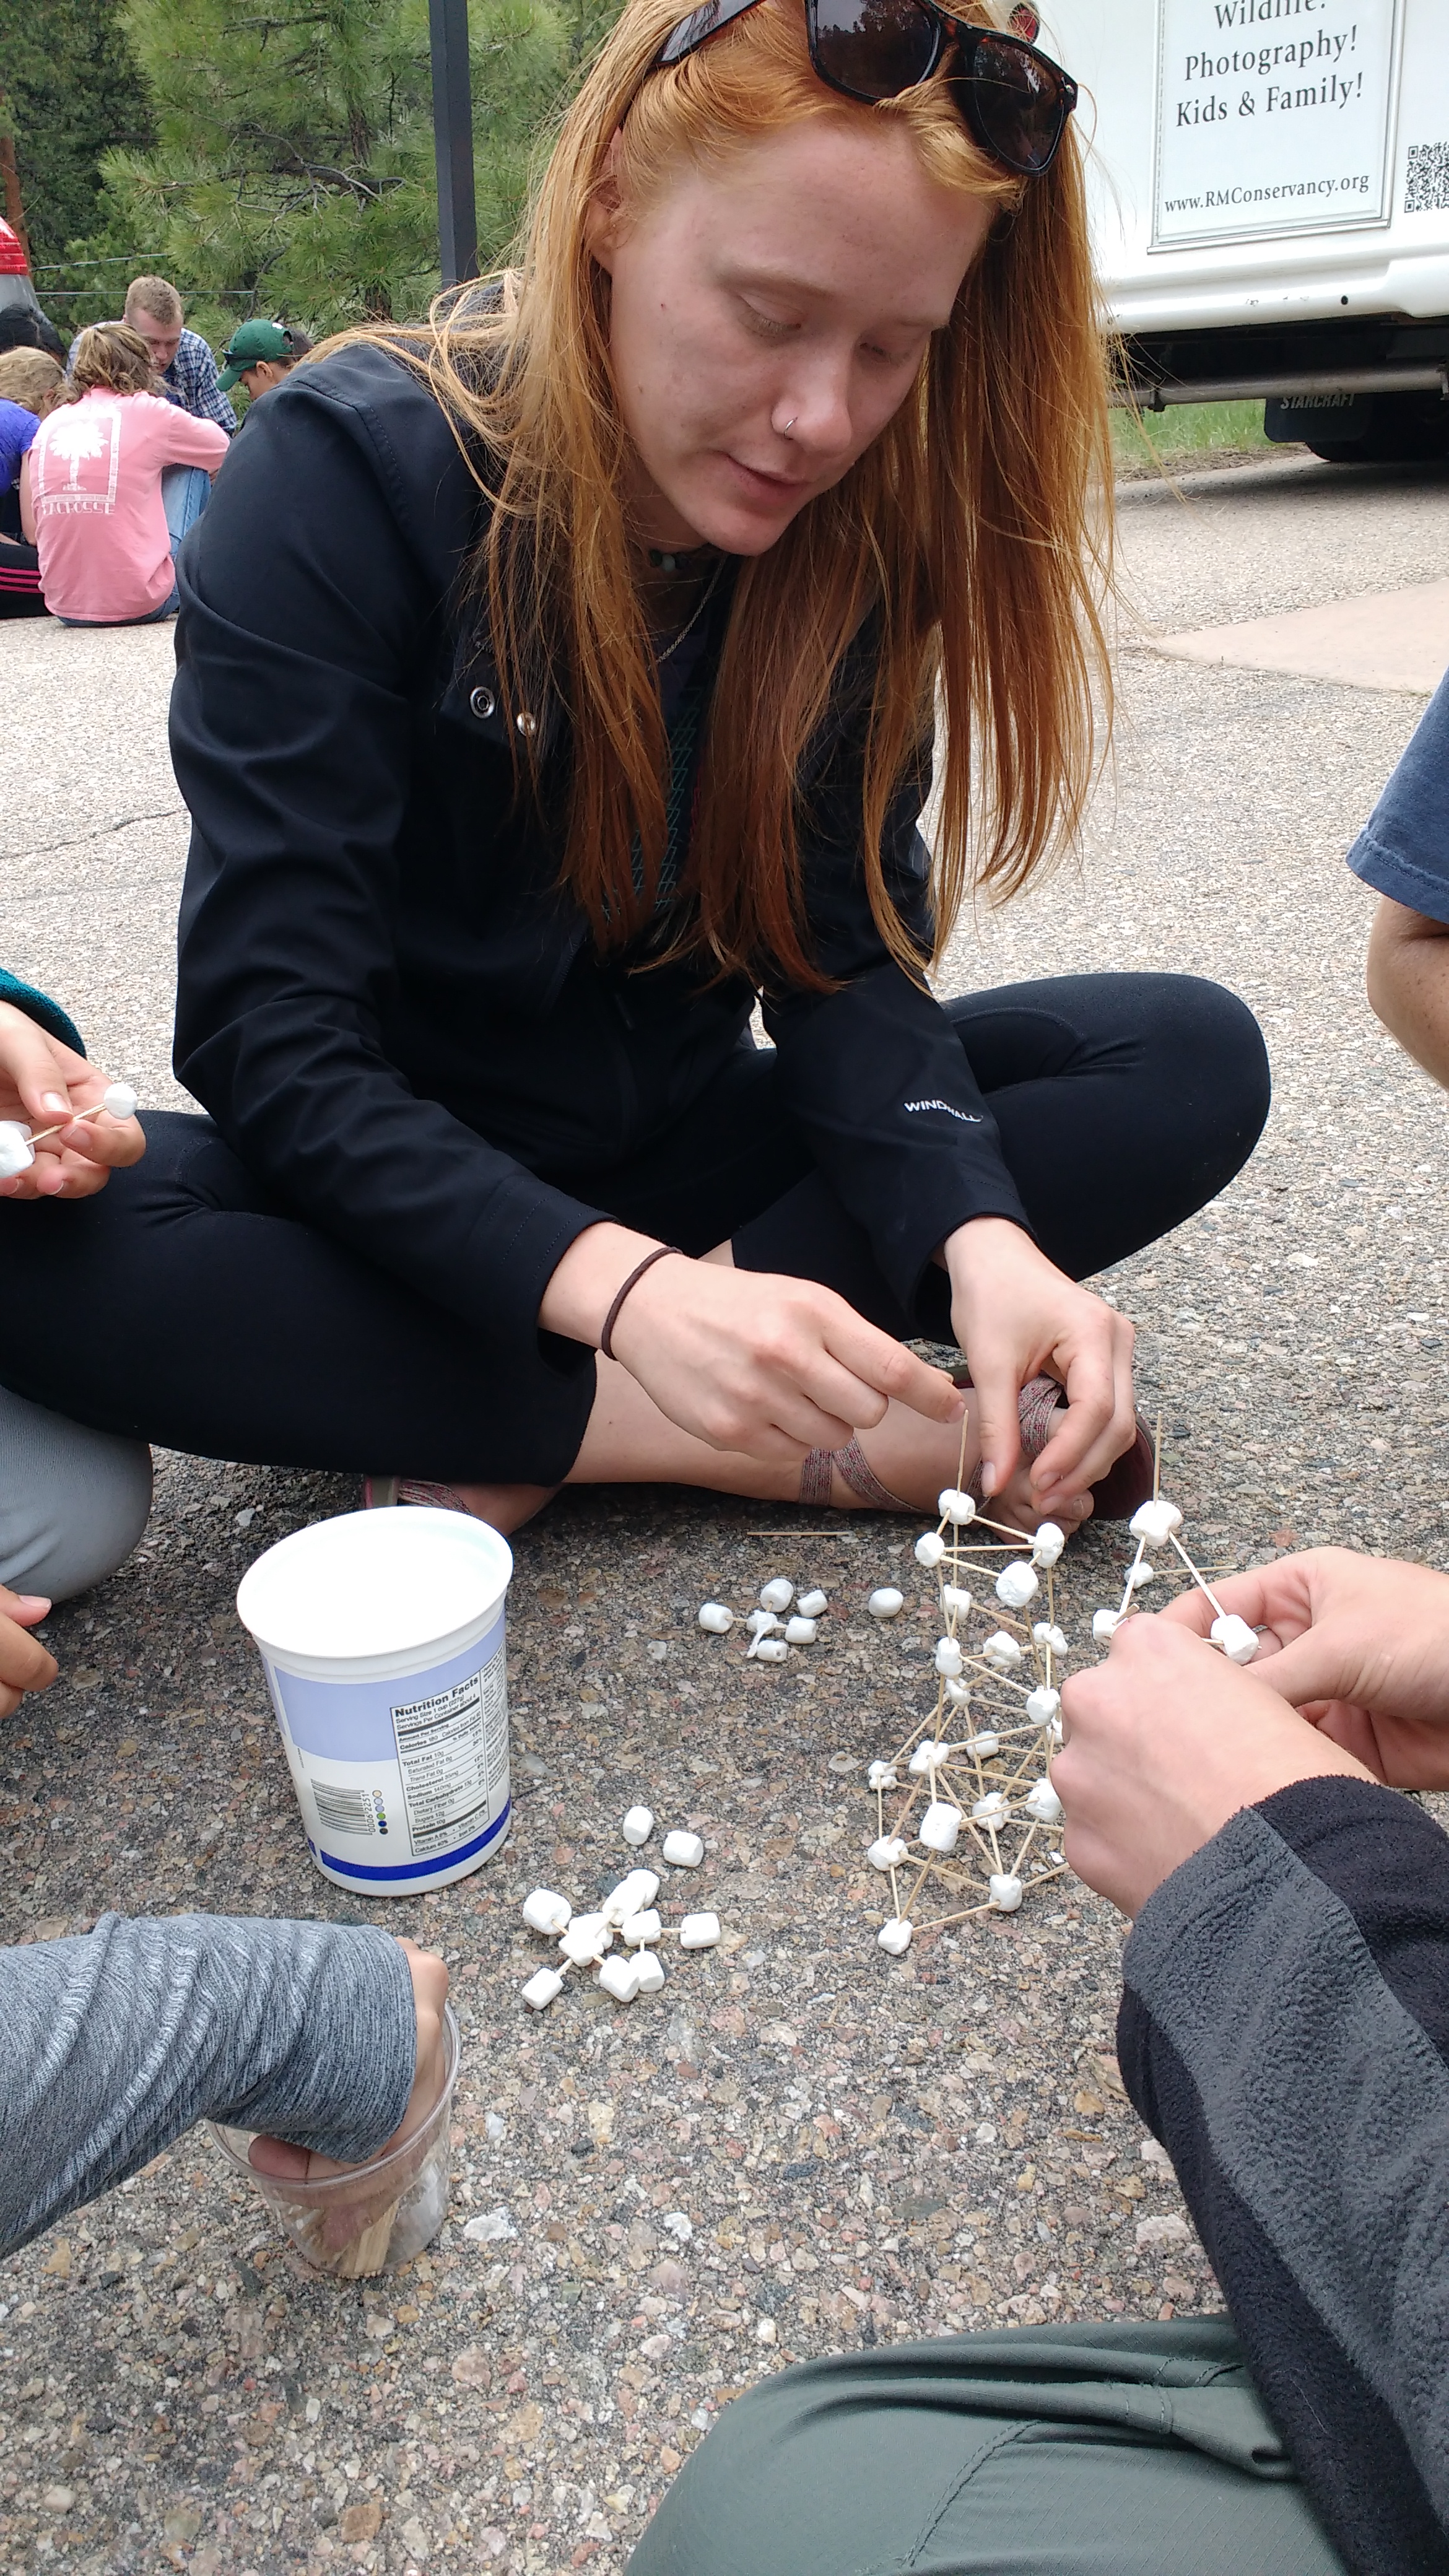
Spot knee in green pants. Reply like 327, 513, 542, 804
625, 2321, 1344, 2576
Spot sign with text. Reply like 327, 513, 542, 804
1152, 0, 1402, 249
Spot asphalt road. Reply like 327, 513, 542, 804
1, 446, 1447, 2576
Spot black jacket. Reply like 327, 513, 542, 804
1121, 1777, 1449, 2576
170, 344, 1029, 1360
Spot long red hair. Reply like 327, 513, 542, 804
344, 0, 1112, 988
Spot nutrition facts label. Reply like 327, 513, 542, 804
391, 1656, 508, 1858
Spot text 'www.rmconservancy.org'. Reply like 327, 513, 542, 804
1164, 173, 1370, 211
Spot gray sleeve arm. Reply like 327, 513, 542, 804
0, 1912, 417, 2257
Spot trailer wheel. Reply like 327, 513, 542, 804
1306, 391, 1449, 465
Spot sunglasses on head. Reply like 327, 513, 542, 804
653, 0, 1077, 178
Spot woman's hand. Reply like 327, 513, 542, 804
0, 1585, 58, 1719
0, 1001, 145, 1199
944, 1216, 1136, 1503
1159, 1547, 1449, 1791
1054, 1612, 1373, 1918
541, 1222, 964, 1460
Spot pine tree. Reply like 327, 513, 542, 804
62, 0, 572, 342
0, 0, 154, 272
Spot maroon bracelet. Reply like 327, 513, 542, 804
599, 1245, 684, 1361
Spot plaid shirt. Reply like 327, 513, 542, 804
106, 324, 236, 432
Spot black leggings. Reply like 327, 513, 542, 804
0, 973, 1268, 1484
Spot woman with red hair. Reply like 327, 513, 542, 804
0, 0, 1266, 1541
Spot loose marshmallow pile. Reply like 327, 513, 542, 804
518, 1805, 724, 2011
698, 1578, 832, 1667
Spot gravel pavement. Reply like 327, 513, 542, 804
1, 450, 1448, 2576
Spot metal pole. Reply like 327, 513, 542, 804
429, 0, 477, 287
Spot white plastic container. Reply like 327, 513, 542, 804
237, 1508, 513, 1895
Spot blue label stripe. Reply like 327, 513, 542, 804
317, 1797, 511, 1882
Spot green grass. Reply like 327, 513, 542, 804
1112, 396, 1278, 472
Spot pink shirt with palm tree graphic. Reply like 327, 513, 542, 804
28, 389, 229, 623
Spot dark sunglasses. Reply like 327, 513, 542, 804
654, 0, 1077, 177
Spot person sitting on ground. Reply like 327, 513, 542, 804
629, 1547, 1449, 2576
0, 346, 63, 619
1351, 669, 1449, 1090
110, 276, 235, 550
115, 274, 237, 433
216, 318, 313, 411
0, 0, 1267, 1546
0, 965, 152, 1600
20, 323, 229, 627
0, 1591, 450, 2256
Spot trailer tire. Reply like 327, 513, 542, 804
1307, 391, 1449, 466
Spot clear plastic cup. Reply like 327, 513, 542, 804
210, 2003, 459, 2278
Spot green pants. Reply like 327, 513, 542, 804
625, 2321, 1346, 2576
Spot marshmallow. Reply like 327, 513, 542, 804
878, 1918, 913, 1956
1025, 1686, 1061, 1726
663, 1830, 705, 1868
983, 1631, 1023, 1671
939, 1583, 973, 1618
521, 1967, 564, 2010
915, 1531, 947, 1569
745, 1608, 781, 1635
934, 1636, 964, 1678
0, 1122, 35, 1179
697, 1602, 734, 1634
1129, 1498, 1183, 1546
968, 1731, 1000, 1757
603, 1869, 659, 1926
797, 1590, 829, 1619
102, 1082, 138, 1121
944, 1676, 973, 1707
869, 1835, 908, 1871
1126, 1562, 1155, 1590
1092, 1609, 1121, 1644
760, 1578, 794, 1613
867, 1586, 905, 1619
754, 1636, 788, 1663
1031, 1521, 1066, 1568
785, 1616, 818, 1645
523, 1887, 572, 1936
679, 1911, 721, 1950
559, 1913, 612, 1964
598, 1952, 642, 2003
972, 1791, 1009, 1827
622, 1804, 656, 1846
866, 1762, 899, 1791
1211, 1612, 1260, 1666
634, 1949, 666, 1995
919, 1800, 961, 1855
1024, 1779, 1063, 1824
988, 1873, 1024, 1912
996, 1560, 1039, 1610
908, 1741, 949, 1775
621, 1908, 663, 1946
938, 1487, 976, 1526
1033, 1622, 1071, 1657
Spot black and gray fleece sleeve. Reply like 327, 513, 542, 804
0, 1913, 417, 2259
1118, 1778, 1449, 2576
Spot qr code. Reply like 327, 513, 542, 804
1405, 143, 1449, 214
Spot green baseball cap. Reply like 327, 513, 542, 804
217, 319, 294, 390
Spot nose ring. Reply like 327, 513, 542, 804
782, 416, 797, 432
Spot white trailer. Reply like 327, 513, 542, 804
1032, 0, 1449, 459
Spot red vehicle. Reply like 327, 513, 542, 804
0, 217, 40, 321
